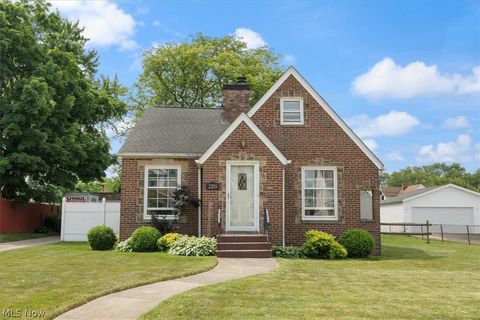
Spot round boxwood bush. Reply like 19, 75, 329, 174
157, 232, 183, 251
302, 230, 347, 259
130, 226, 161, 252
87, 226, 117, 250
338, 228, 374, 258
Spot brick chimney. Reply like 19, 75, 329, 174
222, 77, 250, 122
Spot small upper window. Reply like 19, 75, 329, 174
280, 97, 304, 125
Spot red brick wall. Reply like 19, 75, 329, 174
120, 75, 382, 254
0, 200, 60, 233
119, 158, 199, 240
222, 85, 250, 123
250, 75, 381, 254
201, 122, 284, 244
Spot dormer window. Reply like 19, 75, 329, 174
280, 97, 304, 125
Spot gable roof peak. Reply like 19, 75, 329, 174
196, 112, 290, 166
247, 66, 384, 170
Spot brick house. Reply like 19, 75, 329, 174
118, 67, 384, 257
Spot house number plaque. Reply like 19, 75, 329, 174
206, 182, 220, 190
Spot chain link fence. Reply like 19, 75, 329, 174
381, 222, 480, 245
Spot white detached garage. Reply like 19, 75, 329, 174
381, 184, 480, 233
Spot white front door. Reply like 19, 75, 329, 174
226, 161, 259, 232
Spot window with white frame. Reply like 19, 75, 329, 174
144, 166, 180, 218
302, 167, 338, 220
280, 97, 304, 125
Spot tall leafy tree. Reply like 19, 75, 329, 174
75, 164, 121, 193
385, 163, 480, 192
134, 33, 283, 112
0, 0, 127, 203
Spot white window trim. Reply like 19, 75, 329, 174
280, 97, 304, 125
301, 166, 338, 221
143, 165, 181, 220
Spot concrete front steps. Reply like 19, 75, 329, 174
216, 234, 272, 258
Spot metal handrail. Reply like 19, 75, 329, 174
264, 208, 270, 243
217, 208, 222, 236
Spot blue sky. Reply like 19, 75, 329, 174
51, 0, 480, 172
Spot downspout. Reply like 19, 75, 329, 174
282, 160, 292, 247
282, 165, 286, 247
197, 166, 202, 237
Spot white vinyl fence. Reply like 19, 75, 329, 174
60, 197, 120, 241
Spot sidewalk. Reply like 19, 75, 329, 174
0, 236, 60, 252
56, 258, 278, 320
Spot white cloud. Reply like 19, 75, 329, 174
457, 66, 480, 93
347, 110, 420, 138
352, 58, 480, 99
137, 6, 149, 15
152, 21, 184, 38
50, 0, 137, 50
443, 116, 469, 129
363, 139, 378, 151
283, 54, 297, 65
233, 28, 267, 49
417, 134, 477, 163
385, 152, 405, 161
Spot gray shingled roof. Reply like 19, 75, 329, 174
381, 186, 440, 204
118, 107, 230, 155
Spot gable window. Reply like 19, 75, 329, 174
144, 165, 181, 219
302, 167, 338, 220
280, 97, 304, 125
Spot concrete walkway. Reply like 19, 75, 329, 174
56, 258, 278, 320
0, 236, 60, 252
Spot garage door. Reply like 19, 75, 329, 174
411, 207, 475, 225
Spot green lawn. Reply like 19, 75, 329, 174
0, 233, 57, 243
0, 242, 217, 319
142, 236, 480, 320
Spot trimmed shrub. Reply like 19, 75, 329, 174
115, 237, 133, 252
302, 230, 347, 259
338, 228, 375, 258
35, 214, 61, 233
272, 245, 305, 258
43, 214, 61, 233
157, 233, 183, 251
87, 226, 117, 251
168, 236, 216, 256
130, 226, 161, 252
151, 214, 180, 234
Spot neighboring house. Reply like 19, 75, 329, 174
380, 184, 425, 200
380, 187, 402, 200
381, 184, 480, 233
118, 67, 384, 256
400, 184, 425, 194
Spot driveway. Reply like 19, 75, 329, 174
0, 236, 60, 252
